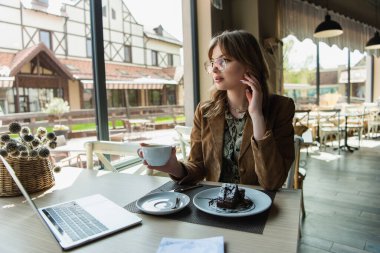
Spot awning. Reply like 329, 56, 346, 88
81, 77, 178, 90
338, 69, 366, 83
0, 77, 14, 88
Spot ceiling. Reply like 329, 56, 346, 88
305, 0, 380, 30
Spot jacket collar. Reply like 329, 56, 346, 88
208, 113, 224, 166
239, 116, 253, 161
208, 112, 253, 164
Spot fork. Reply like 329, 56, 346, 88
172, 197, 180, 209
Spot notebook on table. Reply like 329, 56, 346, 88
0, 155, 142, 251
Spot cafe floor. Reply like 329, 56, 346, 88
299, 137, 380, 253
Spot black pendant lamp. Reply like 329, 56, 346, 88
365, 3, 380, 50
365, 31, 380, 50
314, 14, 343, 38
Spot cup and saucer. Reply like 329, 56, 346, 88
136, 144, 190, 215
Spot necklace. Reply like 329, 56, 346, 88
228, 106, 247, 119
228, 103, 247, 114
229, 106, 247, 114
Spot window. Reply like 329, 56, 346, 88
39, 30, 52, 50
147, 90, 162, 105
102, 6, 106, 17
166, 86, 177, 105
86, 38, 92, 57
152, 50, 158, 66
34, 0, 49, 5
107, 90, 126, 108
168, 53, 173, 66
112, 8, 116, 19
124, 45, 132, 63
83, 89, 94, 109
127, 90, 140, 106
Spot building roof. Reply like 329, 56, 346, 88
59, 58, 180, 83
11, 43, 73, 79
144, 25, 182, 46
21, 0, 68, 17
0, 43, 73, 79
0, 47, 182, 89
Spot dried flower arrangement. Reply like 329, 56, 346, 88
0, 122, 58, 196
0, 122, 57, 159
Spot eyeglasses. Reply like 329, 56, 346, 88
204, 58, 229, 74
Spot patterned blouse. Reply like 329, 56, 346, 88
219, 109, 247, 183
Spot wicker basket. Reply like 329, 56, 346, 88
0, 156, 55, 197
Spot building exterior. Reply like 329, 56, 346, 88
0, 0, 183, 114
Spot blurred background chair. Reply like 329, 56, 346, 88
318, 109, 343, 152
364, 103, 380, 138
174, 125, 192, 161
342, 104, 365, 148
284, 135, 306, 218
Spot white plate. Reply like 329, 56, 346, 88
193, 187, 272, 217
136, 192, 190, 215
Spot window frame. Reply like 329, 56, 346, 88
39, 30, 52, 50
124, 45, 132, 63
102, 6, 107, 17
86, 38, 92, 58
111, 8, 116, 19
168, 53, 173, 66
151, 50, 158, 66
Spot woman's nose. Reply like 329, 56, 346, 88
212, 64, 220, 73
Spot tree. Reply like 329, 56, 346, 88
43, 98, 70, 131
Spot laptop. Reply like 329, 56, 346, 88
0, 155, 142, 250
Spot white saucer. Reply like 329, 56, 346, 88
136, 192, 190, 215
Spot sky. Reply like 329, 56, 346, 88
123, 0, 183, 42
283, 35, 365, 70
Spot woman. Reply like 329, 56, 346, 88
142, 30, 295, 190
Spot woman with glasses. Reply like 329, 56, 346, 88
141, 30, 295, 190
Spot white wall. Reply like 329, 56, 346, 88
67, 35, 86, 57
67, 21, 85, 36
23, 9, 65, 31
0, 5, 20, 24
0, 23, 22, 49
132, 47, 145, 65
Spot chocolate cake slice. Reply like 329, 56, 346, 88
216, 183, 246, 209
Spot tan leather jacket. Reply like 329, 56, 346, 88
177, 94, 295, 190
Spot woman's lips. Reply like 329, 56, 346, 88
213, 76, 224, 83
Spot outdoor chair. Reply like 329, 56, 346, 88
50, 135, 85, 168
84, 141, 147, 174
174, 125, 192, 161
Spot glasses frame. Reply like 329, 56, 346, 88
204, 57, 229, 74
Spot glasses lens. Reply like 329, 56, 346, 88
204, 61, 213, 73
204, 58, 227, 74
215, 58, 226, 72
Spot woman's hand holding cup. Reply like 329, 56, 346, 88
137, 143, 185, 178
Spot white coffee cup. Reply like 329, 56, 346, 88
138, 145, 172, 166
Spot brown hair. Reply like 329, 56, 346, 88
202, 30, 271, 118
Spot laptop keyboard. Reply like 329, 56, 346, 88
43, 201, 108, 241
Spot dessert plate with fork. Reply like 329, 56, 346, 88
136, 192, 190, 215
193, 188, 272, 217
